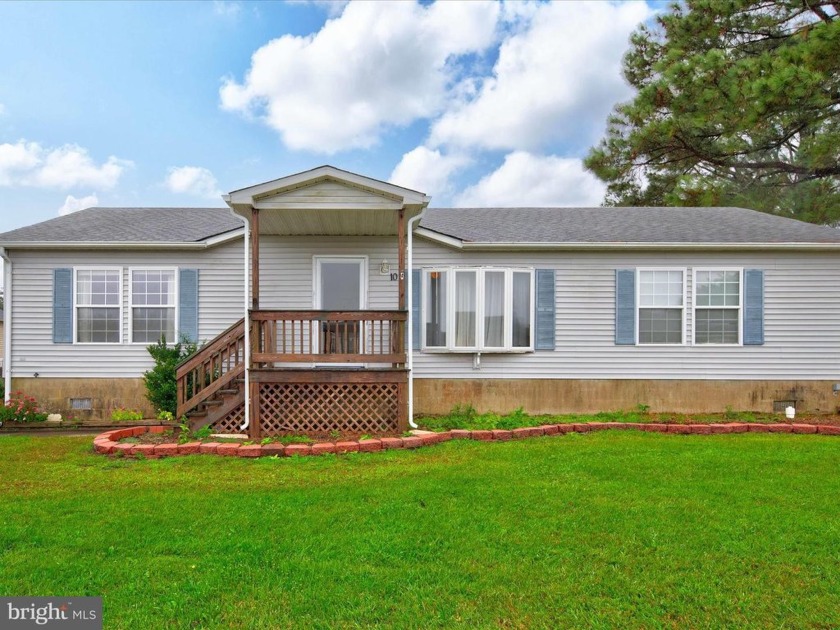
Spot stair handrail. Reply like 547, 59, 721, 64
176, 318, 246, 418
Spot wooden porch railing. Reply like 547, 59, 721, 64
175, 318, 246, 419
251, 310, 407, 365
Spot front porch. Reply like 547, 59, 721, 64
175, 166, 429, 437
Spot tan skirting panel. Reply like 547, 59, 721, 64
413, 379, 840, 415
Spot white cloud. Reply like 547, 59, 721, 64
0, 140, 131, 189
430, 1, 650, 152
220, 0, 500, 153
454, 151, 605, 207
213, 1, 241, 17
165, 166, 222, 199
58, 193, 99, 216
389, 146, 470, 200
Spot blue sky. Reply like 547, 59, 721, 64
0, 0, 656, 235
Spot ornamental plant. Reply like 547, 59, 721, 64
143, 336, 199, 417
110, 407, 144, 422
0, 391, 48, 423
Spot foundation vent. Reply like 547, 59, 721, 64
70, 397, 93, 411
773, 400, 797, 413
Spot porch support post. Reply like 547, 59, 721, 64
249, 381, 261, 440
250, 207, 260, 311
397, 207, 406, 311
396, 207, 406, 365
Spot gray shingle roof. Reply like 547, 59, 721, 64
419, 207, 840, 244
1, 205, 839, 246
0, 207, 241, 243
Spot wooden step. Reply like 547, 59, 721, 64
203, 399, 223, 407
218, 389, 239, 396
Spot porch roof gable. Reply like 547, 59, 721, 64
224, 165, 430, 237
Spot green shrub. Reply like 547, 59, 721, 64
0, 391, 48, 423
111, 408, 144, 422
143, 336, 198, 416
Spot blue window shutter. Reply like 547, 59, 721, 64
615, 269, 636, 345
53, 268, 73, 344
535, 269, 556, 350
178, 269, 199, 343
743, 269, 764, 345
411, 269, 421, 351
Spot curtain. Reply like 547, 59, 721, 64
455, 271, 476, 346
484, 271, 505, 346
512, 272, 531, 347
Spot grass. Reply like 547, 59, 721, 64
1, 433, 839, 628
415, 404, 793, 432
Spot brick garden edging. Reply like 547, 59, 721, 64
92, 421, 840, 459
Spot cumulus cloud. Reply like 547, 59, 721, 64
430, 1, 650, 153
58, 193, 99, 216
165, 166, 222, 199
0, 140, 131, 189
454, 151, 605, 207
389, 146, 470, 200
220, 0, 499, 153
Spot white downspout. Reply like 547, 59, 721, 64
0, 248, 11, 404
234, 211, 250, 433
406, 211, 425, 429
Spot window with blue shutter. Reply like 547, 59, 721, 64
743, 269, 764, 345
53, 268, 73, 344
615, 269, 636, 345
178, 269, 199, 343
534, 269, 556, 350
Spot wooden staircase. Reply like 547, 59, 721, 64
176, 318, 246, 431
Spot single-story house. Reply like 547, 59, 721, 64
1, 165, 839, 435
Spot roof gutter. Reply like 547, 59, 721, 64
0, 229, 244, 251
414, 228, 840, 252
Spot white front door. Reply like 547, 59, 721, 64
313, 256, 367, 361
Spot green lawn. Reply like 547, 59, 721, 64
1, 433, 839, 628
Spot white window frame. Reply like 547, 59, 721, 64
128, 267, 179, 345
691, 267, 743, 347
635, 267, 687, 346
421, 266, 535, 353
73, 266, 123, 345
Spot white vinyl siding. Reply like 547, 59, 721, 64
411, 237, 840, 380
8, 239, 244, 378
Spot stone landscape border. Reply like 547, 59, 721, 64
93, 422, 840, 458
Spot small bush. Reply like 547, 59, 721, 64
0, 391, 48, 423
111, 408, 144, 422
144, 336, 199, 417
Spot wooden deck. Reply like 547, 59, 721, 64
176, 311, 408, 437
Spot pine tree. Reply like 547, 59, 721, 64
585, 0, 840, 224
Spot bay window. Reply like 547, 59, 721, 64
423, 267, 534, 352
